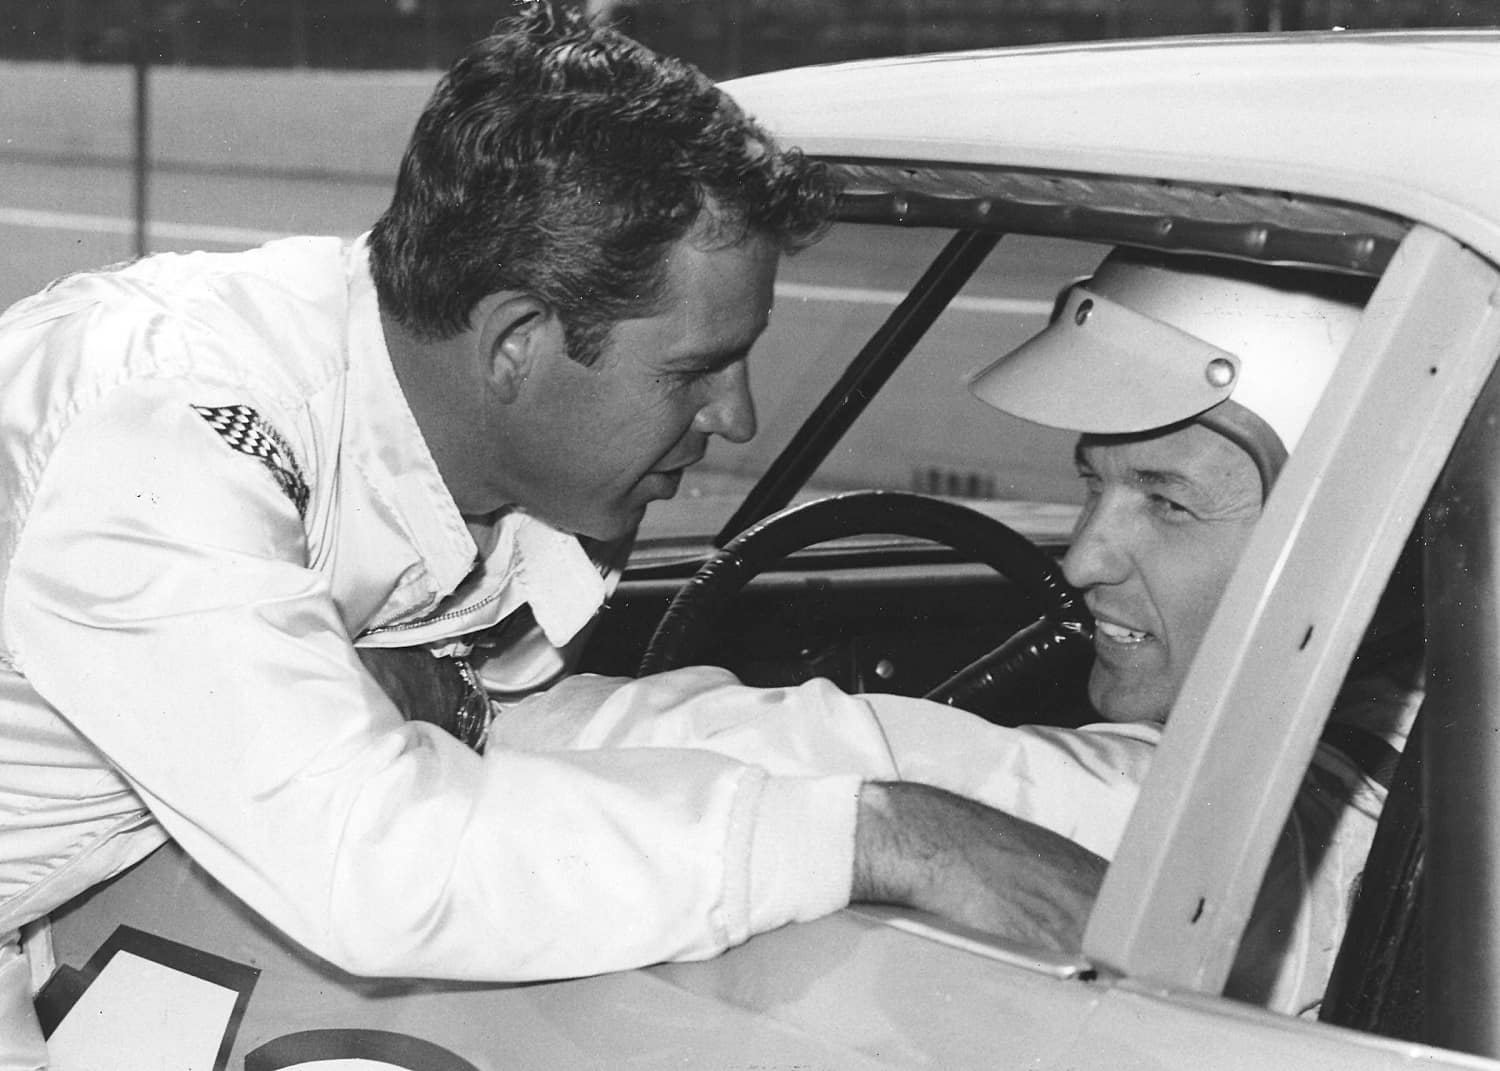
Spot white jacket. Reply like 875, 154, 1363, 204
0, 236, 861, 1059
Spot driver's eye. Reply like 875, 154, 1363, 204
1148, 493, 1192, 518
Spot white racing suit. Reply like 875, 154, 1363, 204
0, 236, 855, 1062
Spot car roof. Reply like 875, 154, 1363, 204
722, 31, 1500, 267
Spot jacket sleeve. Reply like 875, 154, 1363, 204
1, 382, 858, 981
498, 673, 1155, 861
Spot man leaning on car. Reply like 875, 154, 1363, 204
0, 4, 1103, 1061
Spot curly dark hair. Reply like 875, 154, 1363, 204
367, 1, 835, 365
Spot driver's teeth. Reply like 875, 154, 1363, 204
1098, 620, 1147, 643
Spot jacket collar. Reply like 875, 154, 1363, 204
343, 236, 608, 646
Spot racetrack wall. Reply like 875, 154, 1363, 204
0, 61, 439, 179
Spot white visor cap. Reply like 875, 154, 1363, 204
969, 249, 1372, 477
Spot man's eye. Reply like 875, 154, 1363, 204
657, 367, 708, 391
674, 364, 721, 385
1148, 493, 1193, 519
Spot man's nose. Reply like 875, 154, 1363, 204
694, 361, 757, 444
1060, 498, 1131, 590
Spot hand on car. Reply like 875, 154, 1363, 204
852, 781, 1106, 952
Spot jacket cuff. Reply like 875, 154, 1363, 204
739, 772, 861, 942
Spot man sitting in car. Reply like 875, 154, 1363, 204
499, 246, 1418, 1016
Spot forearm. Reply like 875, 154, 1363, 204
498, 672, 1114, 953
853, 780, 1106, 952
492, 679, 1117, 964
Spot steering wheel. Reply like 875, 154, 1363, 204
637, 490, 1094, 722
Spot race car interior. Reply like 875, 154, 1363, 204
577, 162, 1406, 730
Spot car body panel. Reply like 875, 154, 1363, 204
43, 839, 1495, 1071
657, 907, 1496, 1071
723, 32, 1500, 266
43, 842, 899, 1070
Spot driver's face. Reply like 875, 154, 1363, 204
1062, 423, 1263, 723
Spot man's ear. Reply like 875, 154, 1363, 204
474, 293, 559, 404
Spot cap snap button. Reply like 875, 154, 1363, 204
1205, 357, 1236, 388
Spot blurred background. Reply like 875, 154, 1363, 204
3, 0, 1499, 75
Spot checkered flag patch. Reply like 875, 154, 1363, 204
191, 404, 310, 518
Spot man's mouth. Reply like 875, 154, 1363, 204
1095, 618, 1150, 645
644, 468, 684, 491
638, 461, 696, 503
651, 450, 704, 483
